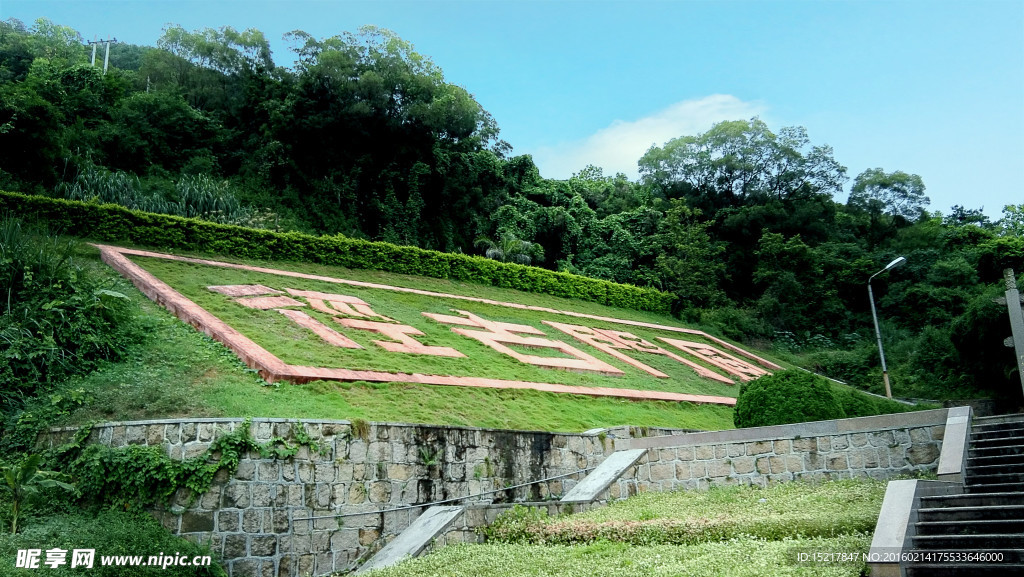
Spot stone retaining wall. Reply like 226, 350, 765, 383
607, 409, 948, 499
41, 419, 617, 577
40, 410, 949, 577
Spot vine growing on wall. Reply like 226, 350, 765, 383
45, 418, 330, 510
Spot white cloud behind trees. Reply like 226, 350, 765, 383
529, 95, 765, 180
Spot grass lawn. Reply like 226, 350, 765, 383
358, 538, 871, 577
127, 253, 766, 398
57, 245, 738, 431
362, 478, 883, 577
485, 479, 884, 545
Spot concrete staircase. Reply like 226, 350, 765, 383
907, 414, 1024, 576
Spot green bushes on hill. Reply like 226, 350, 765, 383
734, 370, 915, 428
734, 371, 845, 428
1, 192, 674, 314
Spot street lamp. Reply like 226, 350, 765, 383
868, 256, 906, 399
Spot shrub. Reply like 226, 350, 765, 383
807, 348, 872, 385
479, 504, 549, 544
1, 192, 675, 313
832, 387, 914, 419
0, 216, 135, 408
733, 371, 845, 428
693, 307, 771, 343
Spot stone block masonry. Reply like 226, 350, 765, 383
41, 418, 618, 577
605, 409, 947, 499
39, 409, 949, 577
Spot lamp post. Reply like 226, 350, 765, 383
868, 256, 906, 399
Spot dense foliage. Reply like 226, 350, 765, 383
47, 419, 324, 511
2, 17, 1024, 402
0, 216, 134, 410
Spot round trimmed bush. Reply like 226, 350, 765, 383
734, 370, 846, 428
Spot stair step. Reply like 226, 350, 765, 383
971, 426, 1024, 440
968, 454, 1024, 469
913, 534, 1024, 549
966, 473, 1024, 486
966, 483, 1024, 494
921, 492, 1024, 508
966, 462, 1024, 475
918, 504, 1024, 522
969, 444, 1024, 458
915, 519, 1024, 535
971, 436, 1024, 448
973, 413, 1024, 428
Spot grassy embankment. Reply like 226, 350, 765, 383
361, 478, 884, 577
58, 243, 756, 432
130, 254, 749, 396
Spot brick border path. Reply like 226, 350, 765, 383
97, 244, 743, 406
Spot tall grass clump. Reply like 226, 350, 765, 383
56, 165, 275, 228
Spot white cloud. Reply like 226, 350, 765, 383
529, 94, 766, 180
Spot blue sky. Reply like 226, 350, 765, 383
2, 0, 1022, 217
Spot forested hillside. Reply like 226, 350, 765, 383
2, 17, 1023, 402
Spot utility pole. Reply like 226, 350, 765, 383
998, 269, 1024, 397
103, 37, 117, 74
86, 37, 118, 74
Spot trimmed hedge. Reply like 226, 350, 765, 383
734, 371, 846, 428
734, 370, 918, 428
2, 191, 675, 313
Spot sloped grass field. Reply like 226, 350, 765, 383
362, 479, 884, 577
126, 253, 757, 398
48, 244, 738, 432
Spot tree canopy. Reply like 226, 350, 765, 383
1, 18, 1020, 403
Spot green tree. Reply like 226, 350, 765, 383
999, 204, 1024, 237
152, 24, 273, 111
848, 168, 929, 220
638, 118, 847, 210
944, 205, 993, 229
0, 19, 36, 83
102, 91, 220, 175
25, 18, 85, 65
277, 26, 505, 247
654, 200, 725, 309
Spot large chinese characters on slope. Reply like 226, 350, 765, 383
98, 245, 781, 407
